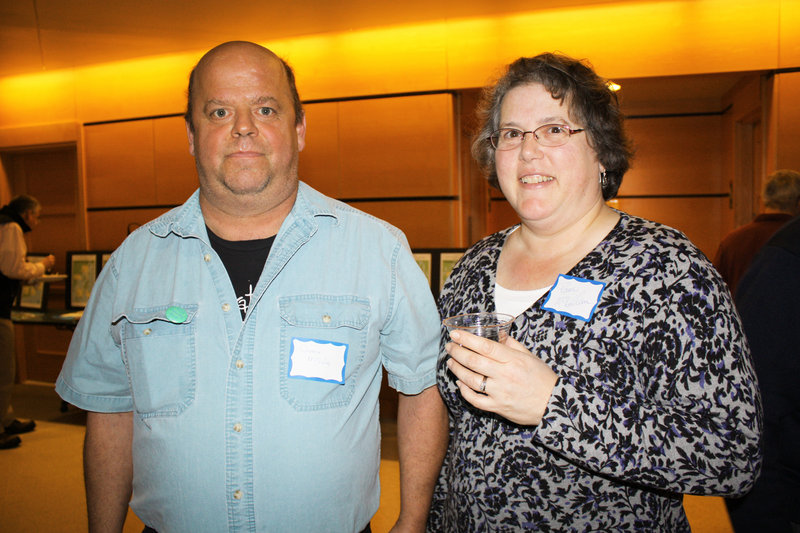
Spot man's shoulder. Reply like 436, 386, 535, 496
765, 215, 800, 256
145, 191, 201, 235
296, 182, 406, 241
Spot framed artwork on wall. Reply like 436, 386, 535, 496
99, 251, 113, 273
411, 248, 466, 300
412, 252, 433, 288
439, 251, 464, 294
66, 252, 98, 308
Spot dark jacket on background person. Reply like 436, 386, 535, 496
725, 215, 800, 533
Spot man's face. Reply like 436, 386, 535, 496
22, 206, 41, 228
187, 44, 306, 215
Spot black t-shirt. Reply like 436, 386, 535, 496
206, 226, 274, 318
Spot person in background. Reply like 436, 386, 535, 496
0, 194, 55, 449
713, 169, 800, 294
56, 41, 447, 533
724, 213, 800, 533
428, 53, 762, 531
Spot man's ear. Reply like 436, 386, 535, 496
295, 114, 307, 152
186, 120, 196, 157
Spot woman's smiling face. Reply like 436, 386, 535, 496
495, 82, 605, 233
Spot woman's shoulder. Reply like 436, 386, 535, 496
615, 211, 688, 241
613, 212, 705, 257
605, 211, 719, 283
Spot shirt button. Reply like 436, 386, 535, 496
233, 490, 243, 500
143, 328, 152, 336
222, 303, 231, 312
236, 359, 244, 369
233, 423, 242, 433
204, 254, 211, 262
322, 314, 332, 324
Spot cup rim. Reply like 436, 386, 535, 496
442, 311, 516, 328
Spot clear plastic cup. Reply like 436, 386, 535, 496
443, 312, 515, 342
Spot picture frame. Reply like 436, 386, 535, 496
412, 252, 433, 288
14, 254, 50, 310
98, 251, 113, 273
411, 248, 466, 300
439, 251, 464, 294
66, 252, 98, 309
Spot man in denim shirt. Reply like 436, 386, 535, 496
56, 41, 447, 533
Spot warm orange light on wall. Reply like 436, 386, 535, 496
273, 22, 449, 100
0, 70, 78, 128
0, 53, 199, 129
0, 0, 795, 131
445, 0, 780, 86
75, 53, 199, 121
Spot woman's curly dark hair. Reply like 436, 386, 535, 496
471, 53, 633, 200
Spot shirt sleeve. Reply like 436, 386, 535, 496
0, 223, 46, 281
56, 253, 134, 412
379, 239, 440, 395
535, 252, 762, 497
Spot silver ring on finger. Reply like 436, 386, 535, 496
479, 375, 487, 393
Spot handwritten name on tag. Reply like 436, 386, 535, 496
288, 337, 348, 384
542, 274, 605, 322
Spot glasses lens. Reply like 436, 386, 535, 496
492, 128, 523, 150
536, 125, 569, 147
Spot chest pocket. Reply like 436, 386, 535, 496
279, 295, 370, 411
118, 304, 198, 418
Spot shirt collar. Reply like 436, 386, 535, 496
146, 182, 339, 241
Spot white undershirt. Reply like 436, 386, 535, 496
0, 222, 44, 281
494, 282, 551, 318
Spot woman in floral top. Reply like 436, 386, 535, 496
428, 53, 762, 532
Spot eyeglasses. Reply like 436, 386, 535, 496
489, 124, 584, 150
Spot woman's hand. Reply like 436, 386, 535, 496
445, 329, 558, 425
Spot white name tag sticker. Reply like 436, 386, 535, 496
288, 337, 348, 384
542, 274, 605, 322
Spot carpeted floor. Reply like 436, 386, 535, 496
1, 383, 733, 532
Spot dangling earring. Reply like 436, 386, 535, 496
599, 170, 608, 190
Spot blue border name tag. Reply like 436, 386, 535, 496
288, 337, 348, 385
542, 274, 605, 322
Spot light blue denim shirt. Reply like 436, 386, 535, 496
56, 182, 440, 533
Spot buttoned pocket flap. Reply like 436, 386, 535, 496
279, 296, 369, 329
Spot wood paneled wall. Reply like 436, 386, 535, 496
299, 93, 460, 247
614, 114, 726, 258
84, 116, 195, 208
0, 147, 81, 276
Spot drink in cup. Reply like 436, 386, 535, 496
443, 312, 515, 342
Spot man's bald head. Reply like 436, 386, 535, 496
184, 41, 304, 132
